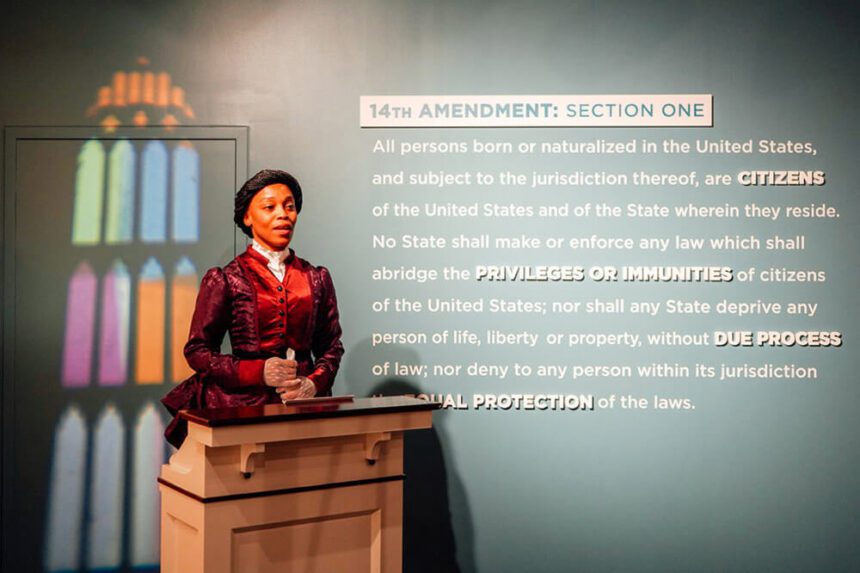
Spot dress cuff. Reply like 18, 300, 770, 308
238, 359, 266, 386
306, 368, 328, 394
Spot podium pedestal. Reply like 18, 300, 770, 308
159, 396, 438, 573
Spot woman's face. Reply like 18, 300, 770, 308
243, 183, 298, 251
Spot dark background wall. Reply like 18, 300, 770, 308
2, 1, 859, 572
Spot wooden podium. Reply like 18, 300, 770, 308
159, 396, 439, 573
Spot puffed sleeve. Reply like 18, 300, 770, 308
184, 267, 266, 387
307, 266, 345, 394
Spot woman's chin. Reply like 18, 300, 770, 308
255, 237, 291, 251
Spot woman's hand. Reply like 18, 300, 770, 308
277, 376, 317, 402
264, 357, 297, 386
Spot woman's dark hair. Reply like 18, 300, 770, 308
233, 169, 303, 238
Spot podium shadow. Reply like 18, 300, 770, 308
344, 340, 475, 573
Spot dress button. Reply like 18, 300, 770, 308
278, 333, 284, 338
279, 298, 285, 303
279, 310, 285, 316
277, 286, 283, 292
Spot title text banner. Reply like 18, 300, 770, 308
360, 95, 713, 128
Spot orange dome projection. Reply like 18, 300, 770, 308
86, 57, 196, 132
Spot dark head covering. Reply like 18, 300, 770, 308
234, 169, 303, 238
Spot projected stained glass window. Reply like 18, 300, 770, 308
86, 405, 125, 570
61, 261, 98, 387
140, 141, 169, 243
172, 144, 200, 242
135, 257, 166, 384
105, 140, 135, 244
72, 141, 105, 245
3, 58, 245, 573
44, 407, 87, 572
59, 62, 202, 569
171, 257, 198, 383
131, 403, 170, 567
98, 259, 131, 386
44, 403, 171, 572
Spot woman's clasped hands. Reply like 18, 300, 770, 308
264, 349, 316, 402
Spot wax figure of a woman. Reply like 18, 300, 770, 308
162, 169, 344, 447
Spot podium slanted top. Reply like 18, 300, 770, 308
180, 395, 440, 428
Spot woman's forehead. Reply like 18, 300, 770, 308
253, 183, 294, 203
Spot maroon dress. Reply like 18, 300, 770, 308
161, 246, 344, 447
